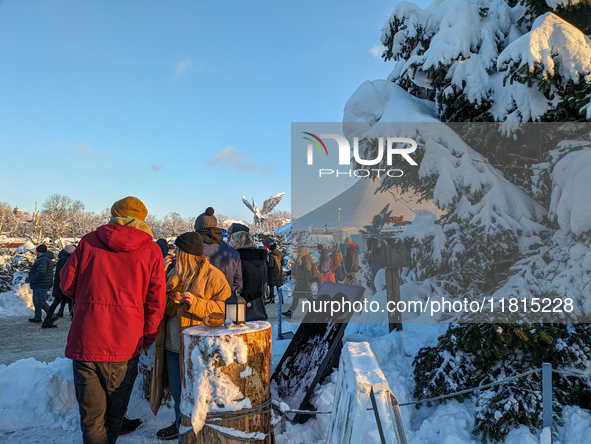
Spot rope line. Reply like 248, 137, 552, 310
206, 407, 272, 423
271, 368, 542, 416
204, 422, 281, 442
200, 398, 277, 442
552, 369, 591, 381
206, 398, 272, 418
188, 366, 591, 439
398, 369, 541, 407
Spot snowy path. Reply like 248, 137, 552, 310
2, 309, 589, 443
0, 315, 70, 366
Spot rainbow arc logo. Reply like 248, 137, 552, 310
302, 132, 328, 156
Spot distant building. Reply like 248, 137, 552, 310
0, 238, 27, 249
12, 207, 34, 222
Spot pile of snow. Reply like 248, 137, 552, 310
550, 147, 591, 235
498, 13, 591, 85
0, 353, 178, 443
0, 285, 34, 317
14, 241, 35, 255
344, 80, 438, 127
0, 358, 78, 433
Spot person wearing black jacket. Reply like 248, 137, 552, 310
267, 244, 284, 304
28, 244, 55, 323
42, 245, 75, 328
317, 244, 329, 267
229, 231, 268, 321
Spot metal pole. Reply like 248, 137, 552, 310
369, 386, 408, 444
542, 362, 552, 438
278, 291, 283, 338
370, 387, 387, 444
277, 288, 293, 340
338, 208, 341, 242
385, 267, 402, 332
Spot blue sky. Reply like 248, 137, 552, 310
0, 0, 430, 222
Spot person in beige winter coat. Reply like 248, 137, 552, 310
149, 232, 231, 441
283, 245, 314, 318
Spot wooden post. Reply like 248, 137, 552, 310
180, 321, 274, 444
385, 267, 402, 332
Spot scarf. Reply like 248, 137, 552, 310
107, 217, 154, 237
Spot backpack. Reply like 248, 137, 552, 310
310, 261, 319, 280
335, 263, 346, 282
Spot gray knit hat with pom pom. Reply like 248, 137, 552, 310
194, 207, 218, 230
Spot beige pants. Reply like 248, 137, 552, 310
343, 272, 359, 286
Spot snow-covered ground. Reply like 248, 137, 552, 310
0, 285, 34, 318
2, 298, 591, 444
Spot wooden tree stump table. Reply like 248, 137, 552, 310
180, 321, 274, 444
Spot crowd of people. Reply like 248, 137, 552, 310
28, 243, 73, 327
26, 196, 360, 444
281, 238, 360, 318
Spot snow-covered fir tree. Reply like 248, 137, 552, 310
379, 0, 591, 122
344, 0, 591, 441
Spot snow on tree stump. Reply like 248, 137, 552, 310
138, 345, 157, 401
179, 321, 274, 444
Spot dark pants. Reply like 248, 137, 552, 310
46, 296, 73, 320
269, 285, 283, 302
32, 288, 50, 320
290, 286, 312, 312
46, 298, 60, 321
73, 355, 140, 444
165, 349, 182, 431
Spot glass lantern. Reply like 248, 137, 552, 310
225, 293, 246, 325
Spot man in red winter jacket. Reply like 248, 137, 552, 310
60, 196, 166, 444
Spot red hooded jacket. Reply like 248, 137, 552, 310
60, 224, 166, 362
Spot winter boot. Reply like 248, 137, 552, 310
156, 422, 178, 440
42, 318, 57, 328
118, 416, 142, 435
